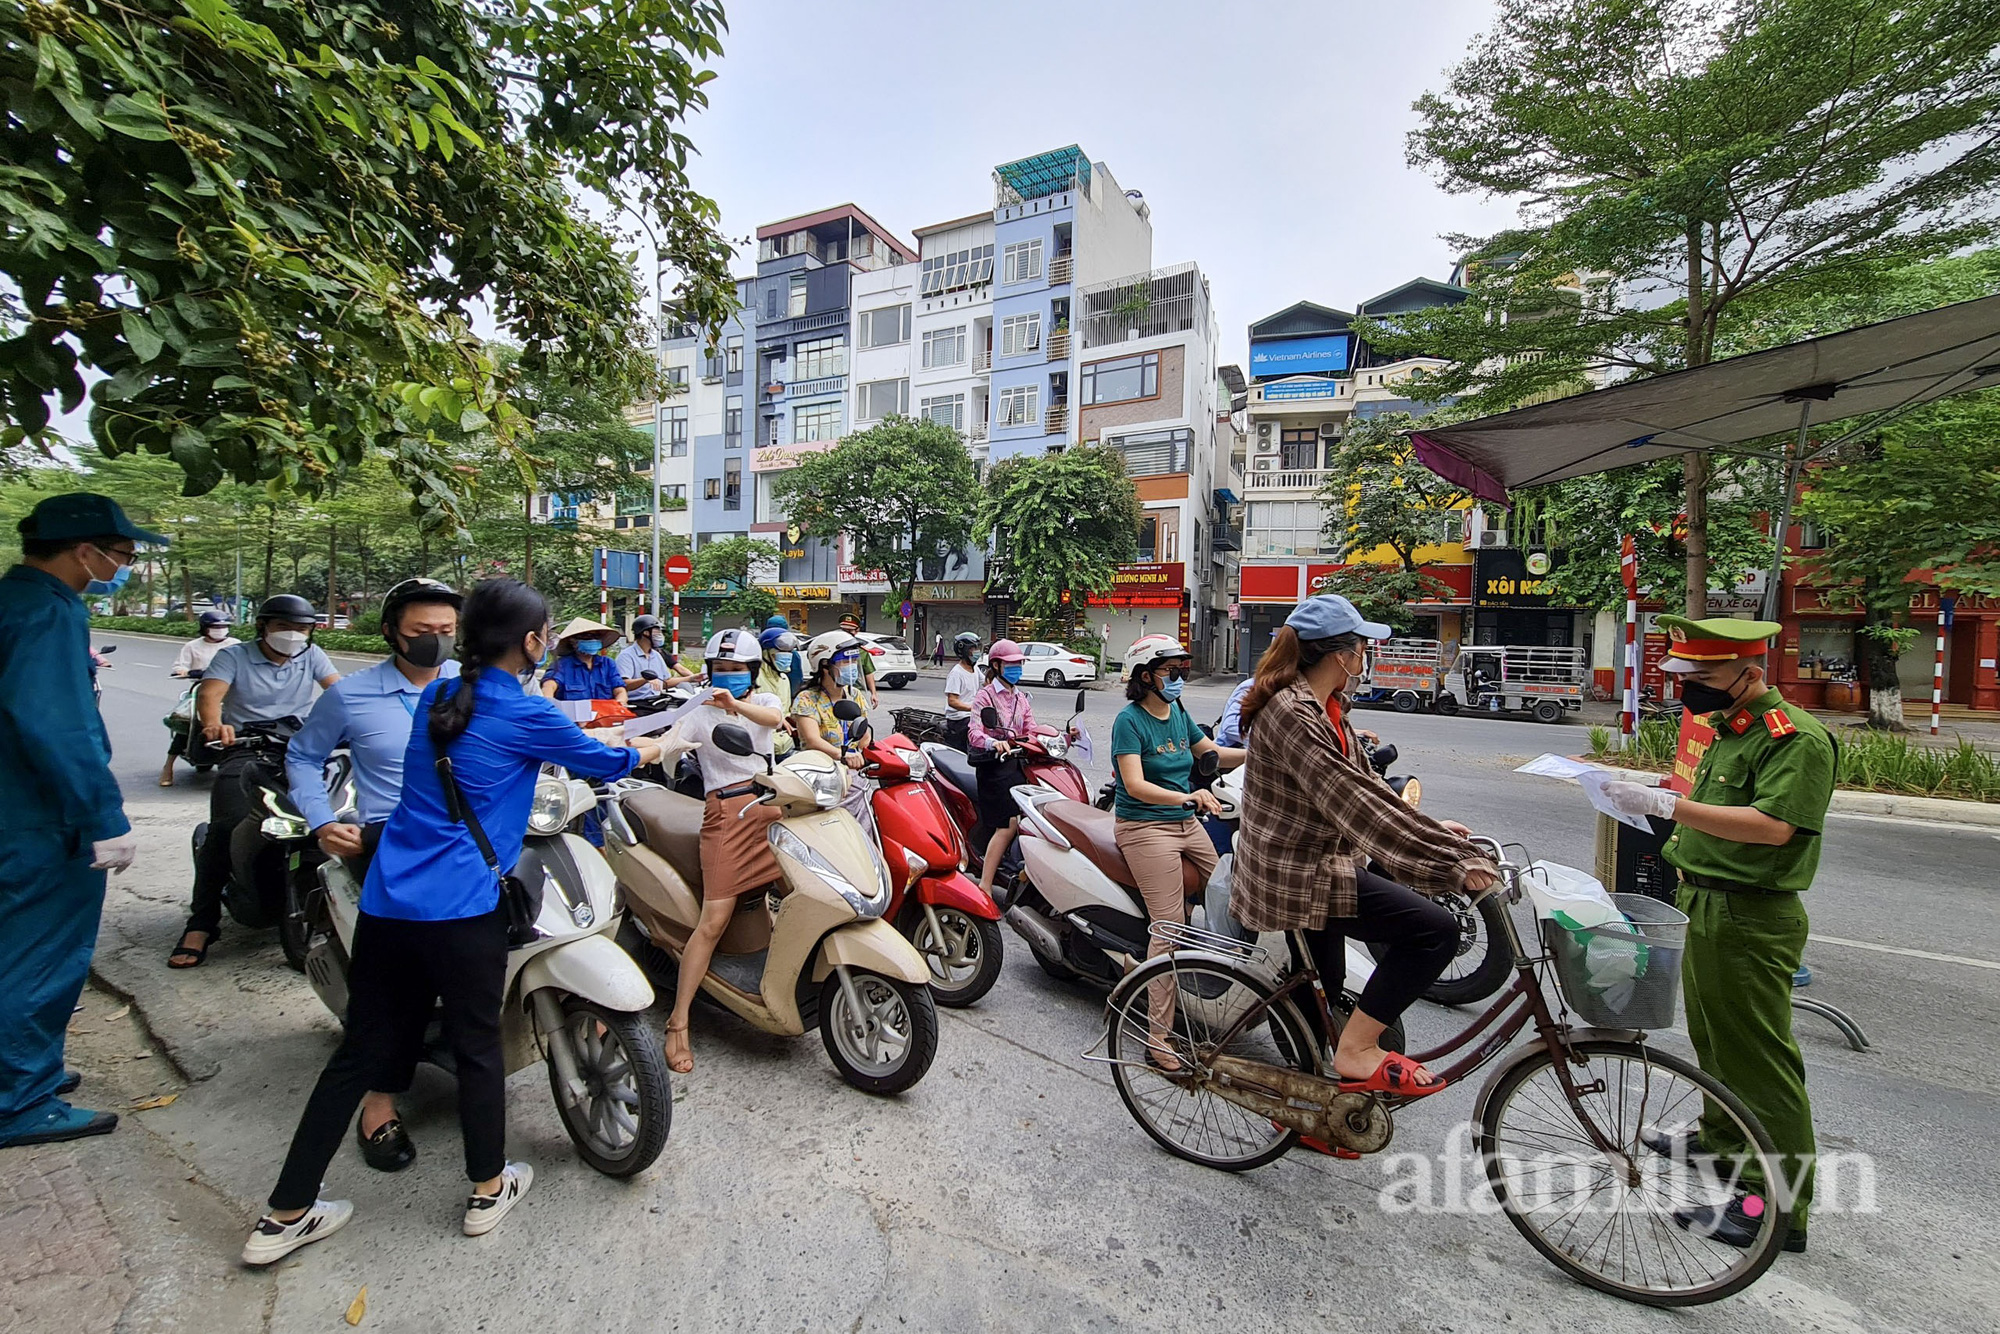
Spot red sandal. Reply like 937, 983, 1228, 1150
1336, 1052, 1448, 1099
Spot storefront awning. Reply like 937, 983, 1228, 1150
1409, 294, 2000, 503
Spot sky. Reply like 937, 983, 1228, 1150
667, 0, 1523, 368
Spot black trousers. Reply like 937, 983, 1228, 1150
270, 906, 509, 1210
943, 716, 970, 752
1302, 866, 1459, 1026
186, 752, 260, 936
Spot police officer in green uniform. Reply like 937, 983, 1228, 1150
0, 494, 160, 1149
1602, 616, 1833, 1255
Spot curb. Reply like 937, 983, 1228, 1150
1826, 789, 2000, 828
85, 961, 220, 1085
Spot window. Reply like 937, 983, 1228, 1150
764, 287, 779, 320
998, 384, 1040, 427
723, 462, 741, 512
663, 484, 687, 501
1000, 313, 1041, 358
767, 415, 782, 446
1280, 427, 1322, 471
701, 351, 722, 381
919, 244, 994, 296
1003, 239, 1043, 285
794, 400, 841, 442
920, 394, 965, 432
1137, 515, 1157, 561
664, 406, 688, 457
664, 365, 690, 391
1799, 517, 1826, 550
704, 478, 721, 500
788, 273, 807, 318
794, 336, 846, 381
724, 396, 742, 448
725, 335, 743, 377
1244, 500, 1333, 558
1081, 352, 1160, 406
922, 326, 966, 369
1107, 426, 1193, 477
859, 305, 911, 348
858, 378, 909, 422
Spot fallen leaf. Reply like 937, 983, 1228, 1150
131, 1052, 152, 1060
345, 1287, 366, 1326
103, 1005, 130, 1022
130, 1094, 177, 1111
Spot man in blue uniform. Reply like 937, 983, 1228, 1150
0, 493, 157, 1149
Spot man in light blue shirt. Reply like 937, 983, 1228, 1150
283, 578, 460, 1173
1215, 677, 1255, 747
615, 614, 691, 701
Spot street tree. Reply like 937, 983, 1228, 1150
1318, 411, 1475, 572
1378, 0, 2000, 612
690, 535, 781, 629
1311, 565, 1451, 636
1, 0, 734, 521
1796, 392, 2000, 729
976, 446, 1141, 622
770, 417, 978, 629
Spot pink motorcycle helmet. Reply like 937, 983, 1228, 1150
987, 638, 1027, 663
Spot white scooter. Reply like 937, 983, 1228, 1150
301, 768, 672, 1177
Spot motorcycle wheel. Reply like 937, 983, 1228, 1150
277, 876, 313, 973
546, 998, 672, 1177
819, 971, 938, 1094
1368, 890, 1511, 1007
905, 907, 1004, 1008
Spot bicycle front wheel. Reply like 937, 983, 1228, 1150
1478, 1039, 1788, 1306
1106, 954, 1318, 1172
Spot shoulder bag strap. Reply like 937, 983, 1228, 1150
434, 754, 501, 873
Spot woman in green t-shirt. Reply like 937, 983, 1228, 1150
1111, 638, 1243, 1068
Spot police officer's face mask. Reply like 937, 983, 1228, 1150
1679, 667, 1752, 715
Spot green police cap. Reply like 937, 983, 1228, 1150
17, 491, 166, 546
1658, 614, 1780, 673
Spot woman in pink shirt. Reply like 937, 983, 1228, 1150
968, 639, 1037, 903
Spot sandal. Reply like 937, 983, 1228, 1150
1336, 1052, 1448, 1099
167, 930, 213, 969
664, 1021, 693, 1075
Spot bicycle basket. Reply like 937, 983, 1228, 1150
1543, 893, 1687, 1029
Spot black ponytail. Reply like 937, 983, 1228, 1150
428, 578, 549, 748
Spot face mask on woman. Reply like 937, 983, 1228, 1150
713, 669, 753, 699
1000, 663, 1023, 686
203, 627, 229, 642
773, 650, 795, 672
574, 639, 602, 657
836, 663, 860, 687
1157, 676, 1185, 703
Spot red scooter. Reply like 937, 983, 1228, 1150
862, 729, 1007, 1007
919, 689, 1091, 900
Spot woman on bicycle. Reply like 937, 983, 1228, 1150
1234, 595, 1497, 1096
1112, 638, 1243, 1066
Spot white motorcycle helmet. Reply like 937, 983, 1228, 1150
703, 627, 763, 665
1123, 635, 1190, 680
804, 630, 863, 678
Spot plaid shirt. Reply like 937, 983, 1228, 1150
1234, 680, 1493, 929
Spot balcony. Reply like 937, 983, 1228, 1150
1044, 402, 1068, 437
973, 350, 991, 375
1245, 467, 1330, 491
967, 421, 988, 443
1046, 328, 1070, 362
1048, 253, 1074, 286
786, 374, 846, 399
1210, 523, 1241, 552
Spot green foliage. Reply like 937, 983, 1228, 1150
1318, 411, 1474, 570
1309, 564, 1451, 635
1591, 715, 2000, 801
0, 0, 735, 521
690, 535, 779, 589
771, 417, 978, 618
975, 446, 1141, 621
1587, 724, 1613, 756
90, 615, 386, 654
720, 586, 778, 628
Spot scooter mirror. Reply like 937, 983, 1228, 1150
980, 706, 1001, 730
712, 723, 756, 757
1073, 689, 1086, 715
1194, 749, 1221, 778
1370, 743, 1399, 774
98, 644, 117, 654
832, 699, 866, 722
1197, 721, 1215, 740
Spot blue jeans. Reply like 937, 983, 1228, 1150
0, 835, 107, 1135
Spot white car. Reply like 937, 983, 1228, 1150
1018, 640, 1099, 687
855, 632, 918, 689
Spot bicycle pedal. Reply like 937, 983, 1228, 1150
1296, 1134, 1361, 1160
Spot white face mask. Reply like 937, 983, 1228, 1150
204, 627, 228, 642
265, 629, 310, 659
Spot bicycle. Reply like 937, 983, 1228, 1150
1089, 838, 1790, 1307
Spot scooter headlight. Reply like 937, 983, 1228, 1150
770, 825, 891, 920
801, 764, 846, 810
1400, 776, 1422, 809
528, 776, 571, 835
891, 745, 929, 782
1041, 732, 1069, 759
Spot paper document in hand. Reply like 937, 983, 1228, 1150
622, 694, 708, 738
1577, 767, 1655, 831
1514, 753, 1597, 782
1071, 725, 1093, 765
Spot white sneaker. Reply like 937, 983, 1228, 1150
241, 1199, 353, 1266
462, 1161, 533, 1237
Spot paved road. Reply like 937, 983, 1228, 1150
39, 631, 2000, 1331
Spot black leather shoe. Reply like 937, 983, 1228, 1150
1673, 1195, 1806, 1253
356, 1118, 416, 1172
56, 1069, 81, 1097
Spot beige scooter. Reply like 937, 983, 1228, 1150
600, 715, 939, 1093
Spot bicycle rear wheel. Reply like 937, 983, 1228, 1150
1477, 1039, 1788, 1306
1106, 954, 1318, 1172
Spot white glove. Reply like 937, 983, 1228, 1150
1601, 781, 1677, 821
91, 833, 139, 874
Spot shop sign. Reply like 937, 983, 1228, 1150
751, 442, 832, 472
1792, 584, 1999, 616
1259, 378, 1342, 401
1238, 564, 1303, 604
759, 584, 835, 601
1086, 562, 1187, 607
1250, 334, 1349, 378
838, 564, 891, 592
1474, 549, 1572, 607
914, 581, 985, 604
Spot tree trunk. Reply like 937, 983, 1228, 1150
523, 490, 534, 584
1682, 226, 1711, 617
181, 556, 194, 617
326, 524, 338, 620
261, 508, 276, 603
357, 526, 370, 605
1860, 606, 1908, 730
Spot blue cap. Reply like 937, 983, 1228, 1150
1286, 594, 1391, 642
758, 626, 789, 649
764, 615, 790, 629
18, 491, 165, 545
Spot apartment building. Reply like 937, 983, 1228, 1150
842, 258, 920, 624
687, 278, 755, 547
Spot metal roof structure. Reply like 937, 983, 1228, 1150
994, 145, 1091, 205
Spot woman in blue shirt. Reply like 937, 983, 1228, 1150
540, 616, 628, 706
243, 580, 665, 1266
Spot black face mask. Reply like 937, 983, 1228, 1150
396, 631, 455, 669
1679, 670, 1748, 715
